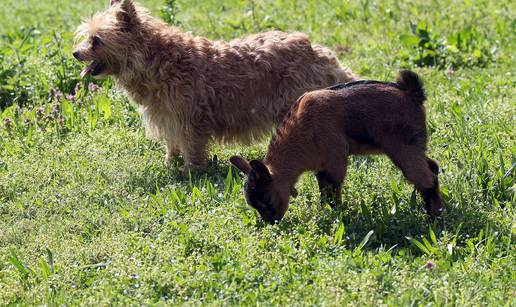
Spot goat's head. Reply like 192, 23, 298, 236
230, 156, 297, 224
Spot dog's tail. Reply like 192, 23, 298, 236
312, 44, 356, 83
396, 70, 426, 105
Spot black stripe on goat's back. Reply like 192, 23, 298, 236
271, 79, 399, 145
325, 80, 397, 91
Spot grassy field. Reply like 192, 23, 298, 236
0, 0, 514, 304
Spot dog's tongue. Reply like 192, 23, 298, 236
80, 66, 92, 78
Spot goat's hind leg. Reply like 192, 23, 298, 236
422, 157, 443, 215
384, 146, 444, 217
427, 158, 439, 175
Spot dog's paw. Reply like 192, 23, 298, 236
164, 154, 185, 171
165, 151, 181, 163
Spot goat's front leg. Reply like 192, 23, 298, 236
316, 171, 335, 206
313, 129, 349, 209
317, 144, 348, 208
316, 170, 343, 209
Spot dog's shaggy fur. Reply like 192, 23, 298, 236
74, 0, 355, 167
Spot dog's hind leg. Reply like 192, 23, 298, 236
165, 141, 181, 162
182, 133, 209, 170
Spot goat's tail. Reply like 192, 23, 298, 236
396, 70, 426, 105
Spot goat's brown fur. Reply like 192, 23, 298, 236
231, 70, 444, 223
73, 0, 355, 168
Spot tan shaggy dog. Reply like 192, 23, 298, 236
73, 0, 355, 168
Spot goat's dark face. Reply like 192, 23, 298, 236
230, 156, 294, 223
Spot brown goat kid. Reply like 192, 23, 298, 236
231, 70, 444, 223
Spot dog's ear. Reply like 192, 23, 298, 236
230, 156, 252, 175
109, 0, 121, 6
116, 0, 139, 28
250, 160, 272, 182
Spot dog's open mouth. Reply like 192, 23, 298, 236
80, 62, 106, 78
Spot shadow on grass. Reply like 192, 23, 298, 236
125, 156, 502, 253
277, 195, 501, 251
124, 154, 236, 195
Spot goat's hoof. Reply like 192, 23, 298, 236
426, 204, 444, 220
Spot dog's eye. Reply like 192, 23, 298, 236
92, 36, 101, 48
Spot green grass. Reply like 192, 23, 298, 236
0, 0, 515, 304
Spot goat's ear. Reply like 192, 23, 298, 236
109, 0, 121, 6
116, 0, 139, 28
290, 187, 298, 198
230, 156, 252, 174
250, 160, 271, 182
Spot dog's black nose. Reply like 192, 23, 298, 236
72, 51, 80, 60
